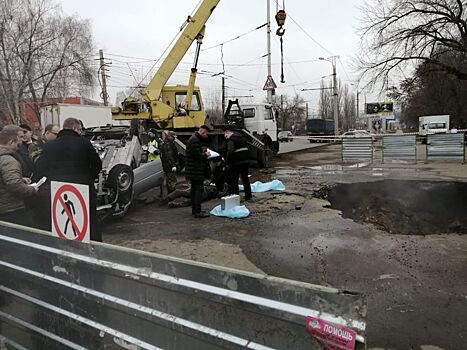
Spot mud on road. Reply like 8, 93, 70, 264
103, 144, 467, 350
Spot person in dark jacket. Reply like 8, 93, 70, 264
34, 118, 103, 240
17, 123, 35, 177
210, 156, 227, 192
184, 125, 211, 218
165, 182, 226, 208
0, 125, 38, 225
160, 131, 179, 194
224, 128, 252, 200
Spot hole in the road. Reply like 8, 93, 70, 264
322, 180, 467, 235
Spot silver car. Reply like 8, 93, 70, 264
85, 125, 165, 220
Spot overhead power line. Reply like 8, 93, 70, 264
275, 2, 334, 56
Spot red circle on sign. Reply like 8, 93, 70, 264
52, 184, 89, 241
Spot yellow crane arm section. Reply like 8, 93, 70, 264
143, 0, 221, 103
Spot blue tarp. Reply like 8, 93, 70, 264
210, 205, 250, 219
239, 179, 286, 193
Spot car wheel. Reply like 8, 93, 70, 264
108, 164, 134, 194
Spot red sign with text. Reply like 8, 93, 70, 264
306, 316, 357, 350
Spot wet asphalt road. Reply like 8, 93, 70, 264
277, 138, 325, 154
104, 147, 467, 350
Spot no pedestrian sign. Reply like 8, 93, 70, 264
51, 181, 90, 243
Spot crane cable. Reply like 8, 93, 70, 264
275, 0, 286, 83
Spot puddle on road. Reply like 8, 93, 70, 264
319, 180, 467, 235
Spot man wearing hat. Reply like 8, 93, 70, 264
185, 125, 211, 218
160, 131, 179, 194
147, 128, 161, 162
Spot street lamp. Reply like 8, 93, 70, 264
350, 82, 365, 130
319, 56, 339, 135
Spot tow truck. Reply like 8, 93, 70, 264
111, 0, 279, 167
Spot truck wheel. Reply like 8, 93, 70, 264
257, 149, 269, 168
272, 141, 280, 153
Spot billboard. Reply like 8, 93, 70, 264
365, 102, 393, 115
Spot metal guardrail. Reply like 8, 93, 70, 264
382, 135, 417, 163
0, 223, 366, 349
427, 133, 465, 162
342, 137, 373, 163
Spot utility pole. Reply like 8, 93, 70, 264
306, 103, 309, 120
99, 49, 109, 106
221, 76, 226, 115
266, 0, 272, 104
332, 57, 338, 136
280, 94, 284, 130
319, 56, 339, 135
356, 90, 359, 129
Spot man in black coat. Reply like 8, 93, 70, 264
184, 125, 211, 218
17, 123, 35, 177
35, 118, 103, 240
224, 127, 252, 200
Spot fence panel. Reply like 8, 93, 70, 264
382, 135, 417, 163
427, 133, 465, 161
0, 223, 367, 350
342, 137, 373, 163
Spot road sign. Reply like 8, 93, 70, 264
263, 75, 277, 90
51, 181, 90, 243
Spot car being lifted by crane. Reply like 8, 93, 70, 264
111, 0, 279, 167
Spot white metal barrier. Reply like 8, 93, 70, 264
0, 222, 367, 349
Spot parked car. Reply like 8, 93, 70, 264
278, 131, 293, 142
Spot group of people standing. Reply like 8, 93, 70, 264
0, 119, 252, 242
0, 118, 103, 241
184, 124, 252, 218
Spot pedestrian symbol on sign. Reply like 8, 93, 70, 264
263, 75, 277, 91
61, 194, 77, 237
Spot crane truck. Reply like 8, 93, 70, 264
111, 0, 278, 167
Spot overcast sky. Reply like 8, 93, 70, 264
60, 0, 374, 115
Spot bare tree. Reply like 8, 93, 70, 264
204, 87, 223, 125
0, 0, 95, 124
318, 79, 356, 131
389, 58, 467, 129
272, 94, 306, 133
318, 80, 333, 120
358, 0, 467, 86
341, 85, 356, 130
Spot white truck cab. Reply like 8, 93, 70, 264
241, 103, 278, 143
419, 115, 450, 136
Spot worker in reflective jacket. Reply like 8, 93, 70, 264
224, 126, 252, 200
147, 128, 161, 161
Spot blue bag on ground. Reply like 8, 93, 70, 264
210, 205, 250, 218
239, 179, 286, 193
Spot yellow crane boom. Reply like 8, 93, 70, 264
112, 0, 220, 129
